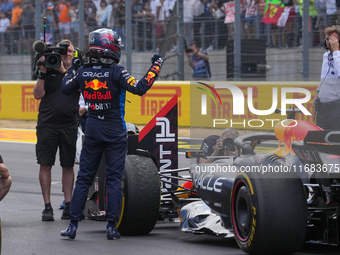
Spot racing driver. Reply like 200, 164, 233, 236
60, 28, 163, 240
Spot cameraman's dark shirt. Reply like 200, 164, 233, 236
200, 135, 219, 156
197, 135, 219, 163
190, 50, 211, 79
37, 70, 79, 128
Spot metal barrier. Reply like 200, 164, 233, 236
0, 1, 331, 82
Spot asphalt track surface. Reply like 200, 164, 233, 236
1, 129, 340, 255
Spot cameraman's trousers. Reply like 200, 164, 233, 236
70, 118, 127, 224
316, 101, 340, 130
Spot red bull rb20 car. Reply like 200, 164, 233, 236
180, 119, 340, 255
85, 117, 340, 255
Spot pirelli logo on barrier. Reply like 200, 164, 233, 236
22, 85, 40, 113
140, 86, 182, 117
0, 83, 41, 119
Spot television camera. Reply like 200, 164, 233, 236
31, 40, 69, 79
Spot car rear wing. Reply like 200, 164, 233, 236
304, 130, 340, 148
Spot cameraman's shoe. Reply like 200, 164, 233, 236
106, 225, 120, 240
60, 222, 78, 239
42, 207, 54, 221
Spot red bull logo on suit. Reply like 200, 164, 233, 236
85, 79, 108, 90
83, 91, 112, 100
84, 79, 112, 100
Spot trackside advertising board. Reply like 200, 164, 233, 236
0, 81, 317, 130
0, 81, 191, 126
190, 81, 318, 131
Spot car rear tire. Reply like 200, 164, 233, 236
117, 155, 160, 235
231, 172, 307, 255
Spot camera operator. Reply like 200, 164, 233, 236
185, 42, 211, 80
33, 39, 80, 222
198, 128, 239, 164
314, 25, 340, 130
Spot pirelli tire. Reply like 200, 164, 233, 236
231, 171, 307, 255
117, 155, 160, 235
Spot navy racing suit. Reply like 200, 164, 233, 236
61, 57, 162, 224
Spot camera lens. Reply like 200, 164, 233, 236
44, 53, 61, 69
47, 56, 58, 65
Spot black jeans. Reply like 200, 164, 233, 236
316, 101, 340, 130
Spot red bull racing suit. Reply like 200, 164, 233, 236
61, 60, 161, 224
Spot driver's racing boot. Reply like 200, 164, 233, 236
106, 225, 120, 240
60, 222, 78, 239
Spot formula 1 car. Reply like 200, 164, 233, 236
84, 114, 340, 255
179, 118, 340, 255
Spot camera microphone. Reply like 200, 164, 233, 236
32, 40, 46, 53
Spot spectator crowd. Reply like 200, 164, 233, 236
0, 0, 340, 55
